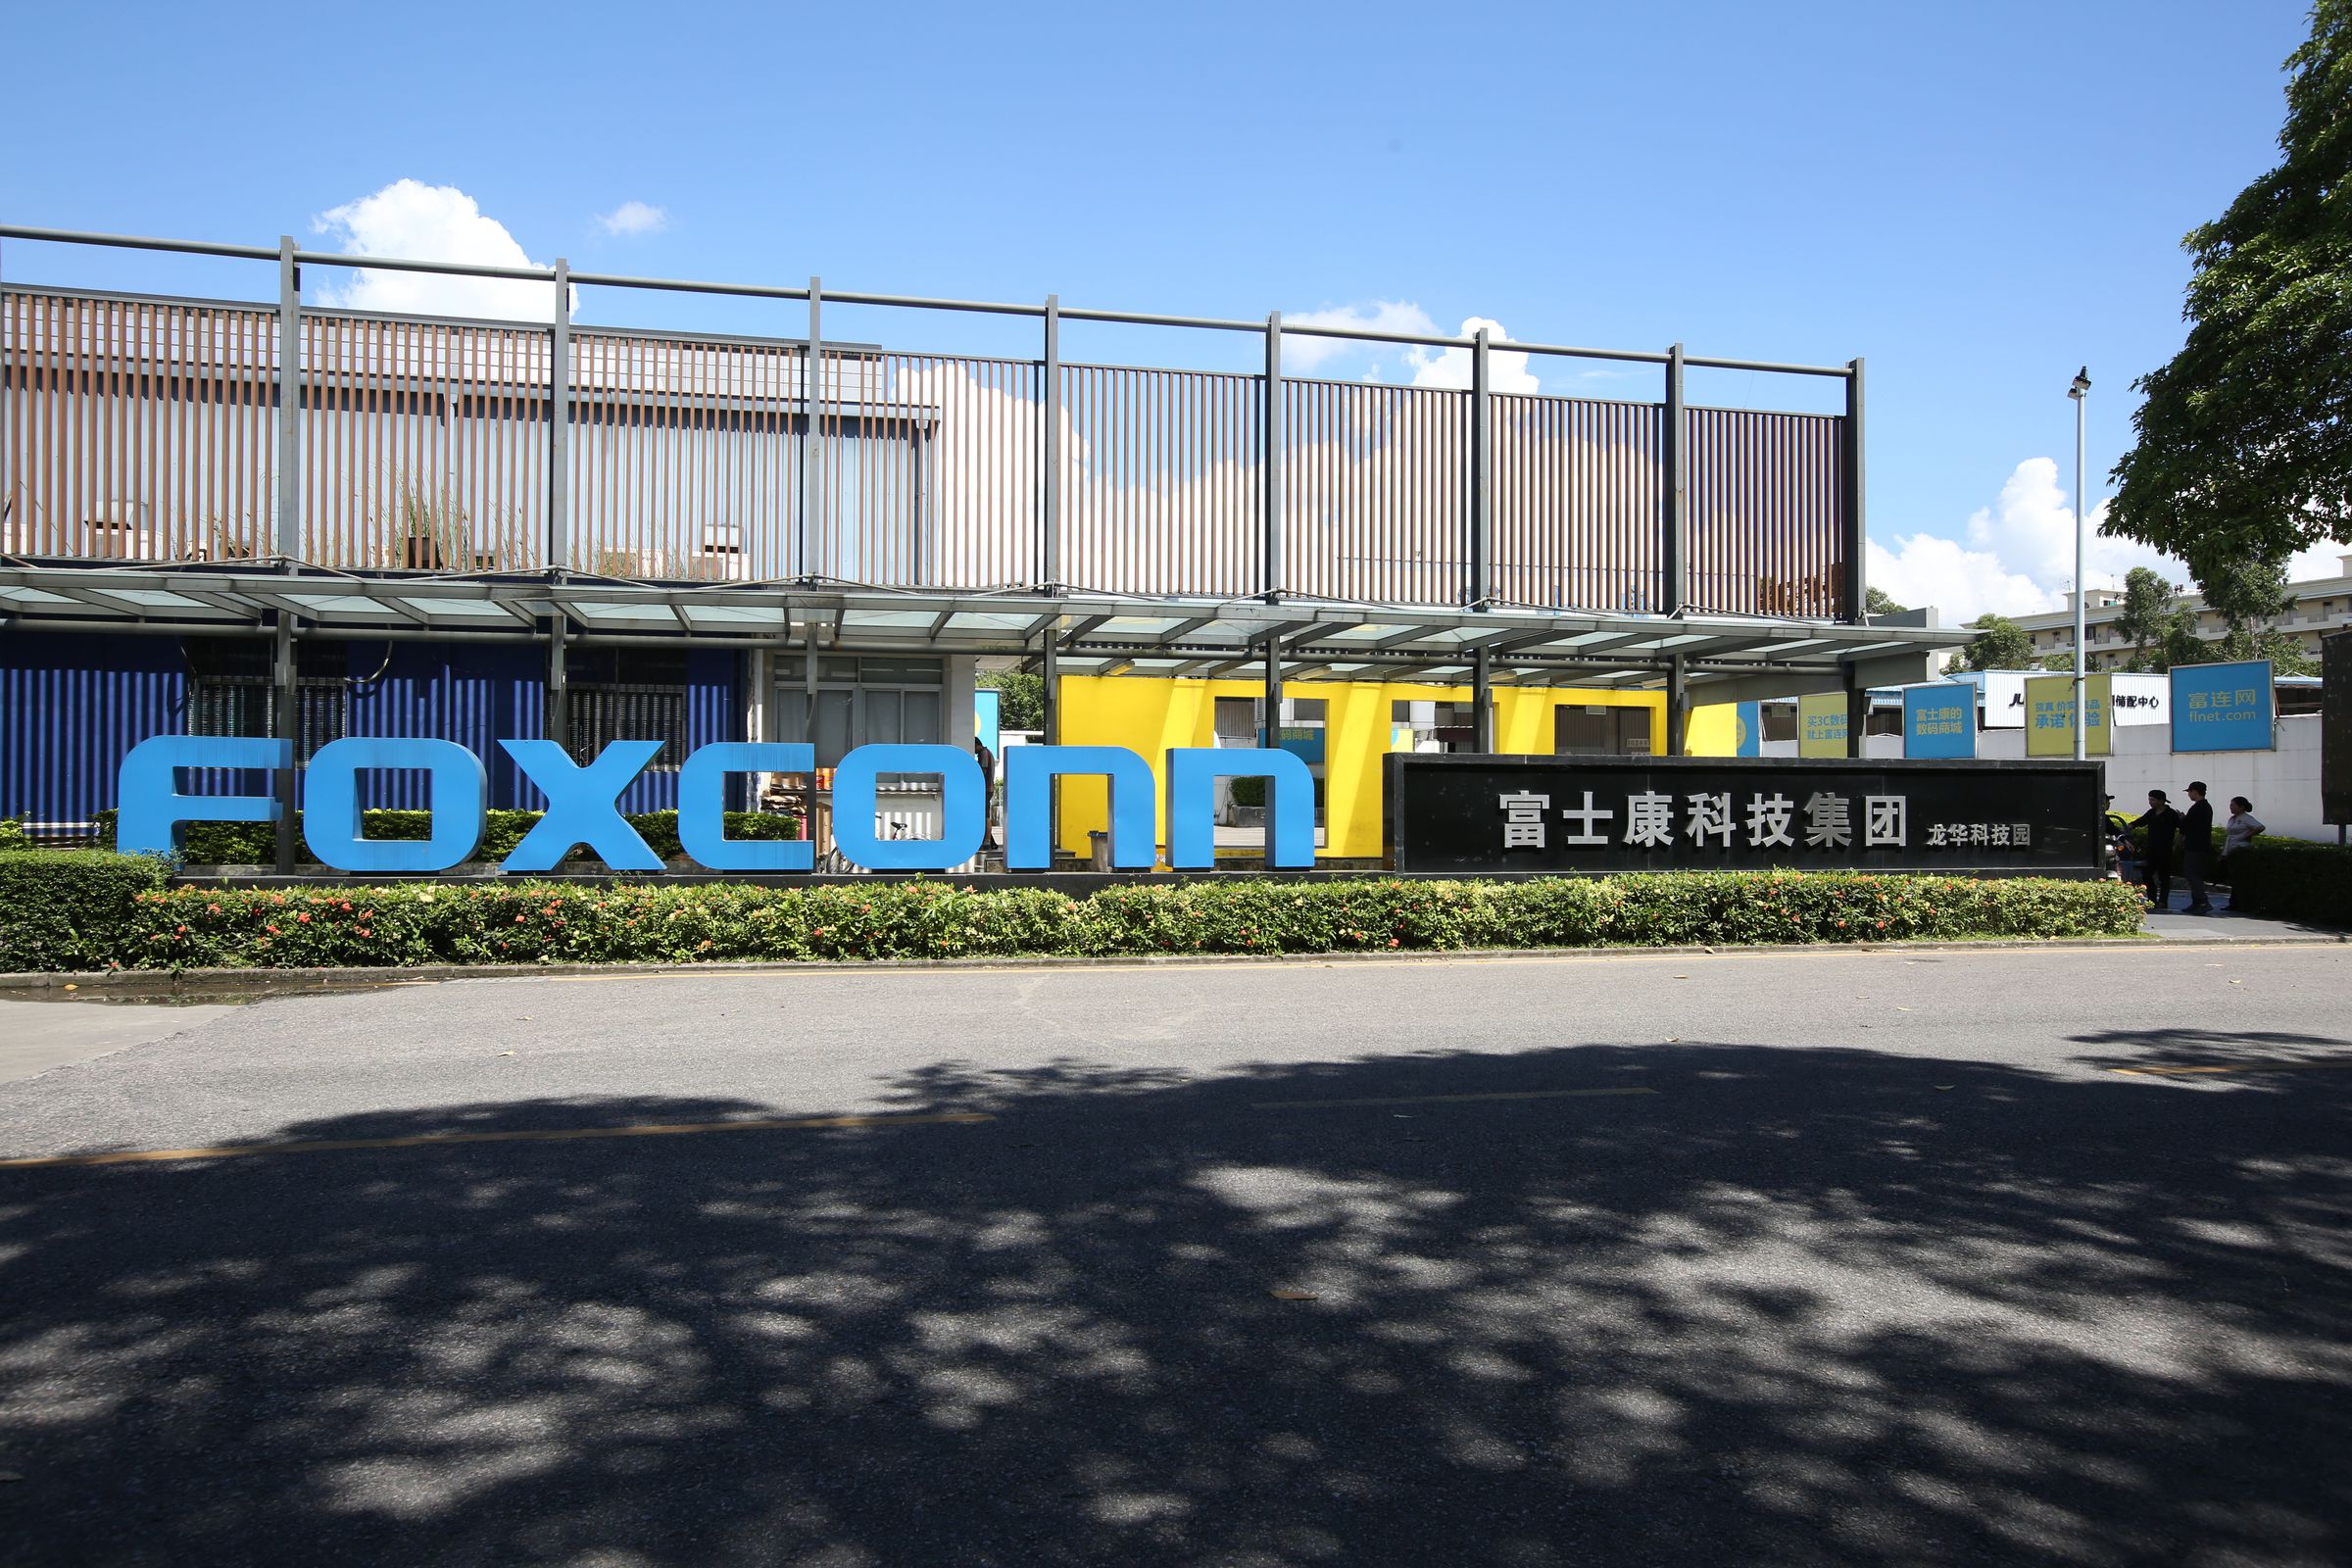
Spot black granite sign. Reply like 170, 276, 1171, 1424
1384, 755, 2106, 876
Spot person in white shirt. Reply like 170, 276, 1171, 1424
2223, 797, 2265, 854
2222, 797, 2265, 911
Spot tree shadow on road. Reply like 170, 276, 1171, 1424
2, 1039, 2348, 1567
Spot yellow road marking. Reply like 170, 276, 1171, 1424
1252, 1086, 1659, 1109
2108, 1059, 2352, 1077
0, 1110, 992, 1170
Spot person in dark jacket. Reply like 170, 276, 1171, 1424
2180, 781, 2215, 915
2129, 789, 2182, 911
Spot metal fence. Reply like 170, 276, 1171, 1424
0, 225, 1866, 621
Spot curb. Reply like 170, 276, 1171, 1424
2, 929, 2340, 998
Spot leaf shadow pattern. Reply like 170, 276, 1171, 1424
2, 1042, 2348, 1567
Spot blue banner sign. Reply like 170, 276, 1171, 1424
116, 738, 1318, 874
2170, 661, 2274, 753
1902, 685, 1975, 760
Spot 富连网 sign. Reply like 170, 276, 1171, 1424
2169, 660, 2274, 753
1384, 755, 2104, 875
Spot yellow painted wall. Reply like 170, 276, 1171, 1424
1685, 702, 1746, 757
1054, 676, 1667, 860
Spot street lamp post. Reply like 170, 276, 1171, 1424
2069, 368, 2091, 761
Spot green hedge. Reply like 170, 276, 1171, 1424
2221, 841, 2352, 927
0, 850, 170, 970
88, 807, 802, 864
0, 871, 2147, 972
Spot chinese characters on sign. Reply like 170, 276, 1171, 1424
2023, 674, 2111, 757
2170, 661, 2275, 754
1492, 789, 1920, 853
1902, 684, 1976, 760
1387, 756, 2101, 875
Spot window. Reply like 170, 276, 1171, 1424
184, 637, 349, 762
1391, 699, 1478, 752
566, 647, 689, 770
1553, 705, 1651, 757
774, 659, 946, 779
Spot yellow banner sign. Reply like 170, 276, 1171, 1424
1798, 692, 1849, 758
2024, 673, 2110, 757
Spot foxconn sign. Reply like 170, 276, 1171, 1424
115, 736, 1315, 874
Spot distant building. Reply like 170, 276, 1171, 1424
2014, 554, 2352, 668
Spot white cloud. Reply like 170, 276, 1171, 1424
596, 200, 668, 237
311, 179, 570, 321
1868, 531, 2059, 623
1867, 455, 2225, 624
1283, 301, 1439, 372
1406, 317, 1540, 394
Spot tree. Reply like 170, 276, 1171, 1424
977, 670, 1044, 732
1957, 614, 2035, 671
2158, 608, 2209, 672
1863, 586, 1908, 617
2113, 566, 2177, 670
2106, 4, 2352, 585
2200, 554, 2322, 674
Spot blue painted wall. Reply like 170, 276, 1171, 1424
0, 631, 746, 827
346, 641, 547, 810
0, 631, 186, 827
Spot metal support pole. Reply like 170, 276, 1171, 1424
1472, 645, 1494, 753
1667, 652, 1689, 757
271, 616, 297, 873
1042, 294, 1060, 594
1469, 326, 1492, 610
1262, 633, 1285, 751
2071, 369, 2089, 761
1663, 343, 1687, 615
801, 277, 821, 583
1843, 357, 1867, 624
911, 430, 929, 586
274, 236, 302, 563
547, 614, 569, 753
1845, 678, 1869, 760
549, 260, 570, 573
1264, 312, 1284, 602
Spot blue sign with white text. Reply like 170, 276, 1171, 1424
1902, 685, 1975, 760
2170, 661, 2274, 753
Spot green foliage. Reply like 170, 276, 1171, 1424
0, 849, 170, 970
978, 670, 1045, 733
2114, 566, 2177, 671
1228, 775, 1268, 808
2107, 3, 2352, 579
2158, 608, 2209, 672
1957, 614, 2035, 672
91, 808, 801, 864
2221, 841, 2352, 926
2037, 652, 2078, 672
1863, 586, 1908, 617
26, 872, 2151, 973
0, 818, 32, 852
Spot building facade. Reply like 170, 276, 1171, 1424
2016, 556, 2352, 669
0, 221, 1966, 866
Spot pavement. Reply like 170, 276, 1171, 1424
2134, 883, 2344, 942
1, 945, 2348, 1566
0, 997, 240, 1085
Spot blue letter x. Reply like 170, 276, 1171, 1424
498, 740, 665, 872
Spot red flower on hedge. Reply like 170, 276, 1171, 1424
297, 912, 311, 924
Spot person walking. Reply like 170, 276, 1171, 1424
2223, 795, 2265, 909
2128, 789, 2182, 912
2180, 781, 2217, 915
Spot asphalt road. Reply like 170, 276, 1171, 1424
2, 944, 2348, 1567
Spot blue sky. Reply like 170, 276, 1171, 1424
2, 0, 2329, 619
